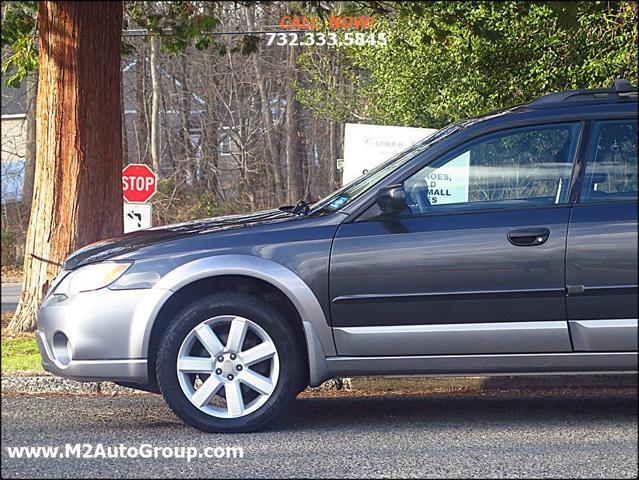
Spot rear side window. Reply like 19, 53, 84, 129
403, 123, 581, 214
581, 120, 638, 202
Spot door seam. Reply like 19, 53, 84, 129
564, 205, 576, 351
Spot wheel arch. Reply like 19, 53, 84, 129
133, 255, 334, 388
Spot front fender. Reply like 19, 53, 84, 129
128, 254, 335, 386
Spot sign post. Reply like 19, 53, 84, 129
122, 164, 157, 233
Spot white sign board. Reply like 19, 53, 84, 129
342, 123, 437, 185
124, 203, 152, 233
422, 151, 470, 205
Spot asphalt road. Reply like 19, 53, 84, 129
1, 283, 20, 312
2, 389, 637, 478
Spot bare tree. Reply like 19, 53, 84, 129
21, 72, 37, 213
285, 46, 304, 203
177, 53, 194, 184
133, 45, 149, 164
246, 4, 283, 202
149, 35, 161, 175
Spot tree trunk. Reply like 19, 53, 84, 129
134, 45, 149, 163
200, 84, 222, 196
9, 1, 124, 333
159, 86, 174, 174
22, 72, 38, 214
149, 35, 161, 176
121, 67, 128, 167
285, 47, 303, 203
178, 53, 193, 184
245, 5, 282, 203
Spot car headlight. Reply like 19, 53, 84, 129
54, 262, 132, 297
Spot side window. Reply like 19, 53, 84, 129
403, 123, 581, 214
580, 120, 638, 202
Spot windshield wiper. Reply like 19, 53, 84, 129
279, 199, 311, 216
292, 199, 311, 215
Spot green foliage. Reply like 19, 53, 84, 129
125, 1, 221, 53
296, 48, 364, 122
298, 1, 639, 128
1, 1, 38, 87
0, 1, 228, 87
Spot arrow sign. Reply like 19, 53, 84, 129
127, 211, 143, 227
123, 203, 152, 233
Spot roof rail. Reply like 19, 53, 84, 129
529, 79, 638, 107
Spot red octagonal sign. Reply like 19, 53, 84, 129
122, 164, 157, 203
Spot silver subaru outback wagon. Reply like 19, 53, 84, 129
37, 82, 638, 432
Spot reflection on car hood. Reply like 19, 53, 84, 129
63, 209, 294, 270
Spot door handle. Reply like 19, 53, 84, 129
507, 228, 551, 247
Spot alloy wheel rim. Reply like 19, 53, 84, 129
176, 315, 280, 418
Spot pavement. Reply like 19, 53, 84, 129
1, 282, 20, 312
1, 388, 638, 478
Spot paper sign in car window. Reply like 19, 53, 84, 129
426, 151, 470, 205
329, 196, 349, 209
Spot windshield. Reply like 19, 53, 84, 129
310, 123, 462, 214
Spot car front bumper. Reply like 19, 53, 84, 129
36, 285, 171, 384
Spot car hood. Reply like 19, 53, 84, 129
63, 209, 296, 270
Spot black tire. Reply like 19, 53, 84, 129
156, 292, 305, 433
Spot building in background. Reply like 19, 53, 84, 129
1, 81, 27, 204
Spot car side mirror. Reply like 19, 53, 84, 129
375, 184, 407, 215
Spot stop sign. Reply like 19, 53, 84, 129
122, 164, 157, 203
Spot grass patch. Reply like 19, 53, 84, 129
2, 334, 42, 373
2, 335, 42, 372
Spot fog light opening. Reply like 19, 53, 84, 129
52, 332, 72, 366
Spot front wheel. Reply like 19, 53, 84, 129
156, 292, 305, 432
